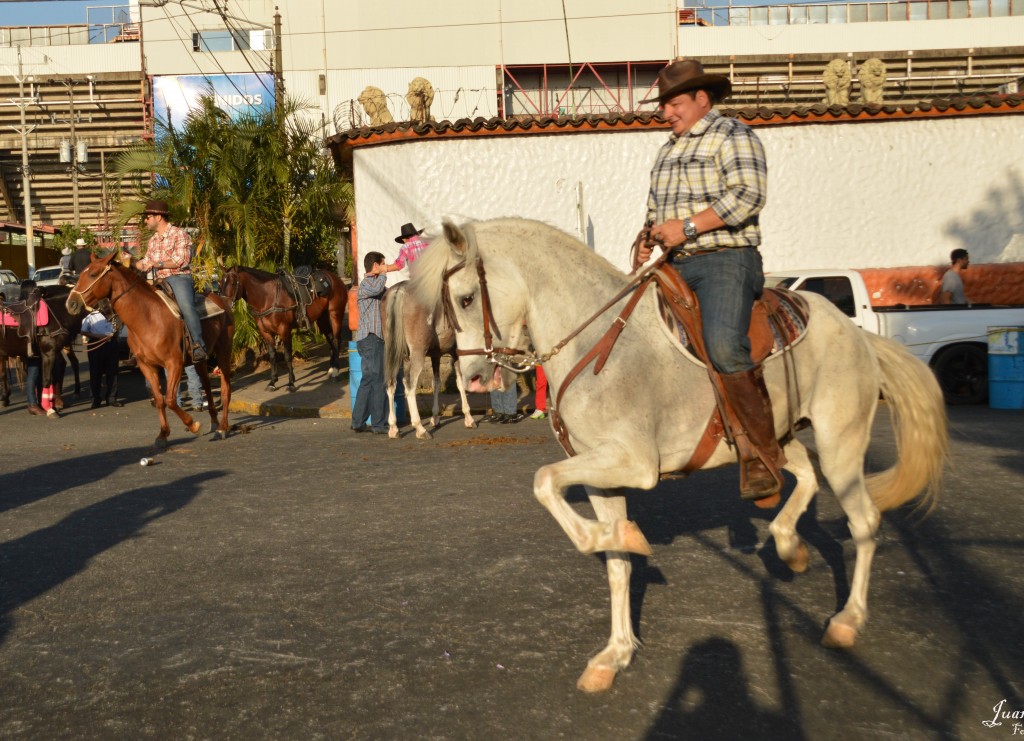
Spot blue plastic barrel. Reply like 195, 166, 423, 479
348, 340, 408, 424
988, 327, 1024, 410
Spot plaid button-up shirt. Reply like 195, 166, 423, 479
136, 224, 193, 280
393, 235, 429, 270
355, 273, 387, 341
646, 109, 767, 251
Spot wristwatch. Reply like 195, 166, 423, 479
682, 217, 698, 240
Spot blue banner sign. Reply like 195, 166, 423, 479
152, 73, 276, 127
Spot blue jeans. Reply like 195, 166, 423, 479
165, 274, 206, 352
353, 334, 387, 430
181, 364, 202, 404
25, 358, 41, 407
674, 247, 764, 374
490, 385, 518, 415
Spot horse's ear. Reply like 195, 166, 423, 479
442, 220, 469, 258
96, 248, 118, 265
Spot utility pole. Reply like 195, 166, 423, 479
274, 7, 284, 117
10, 47, 37, 274
57, 78, 87, 227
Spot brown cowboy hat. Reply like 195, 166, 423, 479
142, 199, 170, 217
395, 222, 423, 244
640, 59, 732, 105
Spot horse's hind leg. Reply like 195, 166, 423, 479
577, 486, 639, 693
815, 417, 880, 649
212, 322, 233, 440
403, 351, 432, 439
769, 439, 820, 574
452, 357, 477, 429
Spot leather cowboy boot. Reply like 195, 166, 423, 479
720, 366, 787, 506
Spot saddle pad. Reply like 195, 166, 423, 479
0, 299, 49, 327
155, 291, 225, 320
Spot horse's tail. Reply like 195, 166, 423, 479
864, 333, 948, 512
384, 286, 407, 385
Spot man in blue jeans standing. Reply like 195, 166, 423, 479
636, 59, 784, 502
351, 251, 388, 434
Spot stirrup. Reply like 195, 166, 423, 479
739, 458, 783, 509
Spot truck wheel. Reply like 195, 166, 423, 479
932, 344, 988, 405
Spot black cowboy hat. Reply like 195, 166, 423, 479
640, 59, 732, 105
142, 199, 170, 217
395, 222, 423, 244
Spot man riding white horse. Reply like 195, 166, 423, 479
637, 59, 785, 503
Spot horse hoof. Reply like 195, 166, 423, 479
415, 429, 433, 440
211, 430, 224, 441
465, 418, 477, 429
266, 384, 276, 392
287, 385, 297, 393
576, 666, 617, 693
785, 542, 810, 574
154, 437, 168, 451
189, 421, 202, 435
821, 619, 858, 649
0, 399, 8, 408
46, 409, 60, 418
617, 520, 653, 556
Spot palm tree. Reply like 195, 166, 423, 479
106, 94, 354, 358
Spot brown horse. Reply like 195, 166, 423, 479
1, 284, 82, 414
219, 265, 348, 392
66, 250, 234, 448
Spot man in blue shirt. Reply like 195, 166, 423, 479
351, 251, 388, 433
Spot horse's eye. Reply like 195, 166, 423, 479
460, 295, 474, 309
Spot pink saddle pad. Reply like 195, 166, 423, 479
0, 299, 50, 327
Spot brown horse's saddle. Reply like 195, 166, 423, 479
154, 288, 225, 320
653, 263, 809, 364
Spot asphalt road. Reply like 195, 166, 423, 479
1, 369, 1022, 740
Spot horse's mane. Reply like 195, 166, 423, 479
410, 217, 626, 311
239, 265, 279, 281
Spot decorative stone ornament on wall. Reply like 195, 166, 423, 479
823, 59, 852, 106
357, 86, 394, 126
859, 58, 887, 105
406, 77, 436, 124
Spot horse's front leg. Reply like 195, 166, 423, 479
40, 347, 58, 417
263, 330, 279, 391
282, 331, 297, 392
163, 360, 202, 438
317, 313, 341, 380
451, 357, 477, 429
139, 363, 171, 449
578, 487, 640, 694
429, 353, 442, 428
532, 441, 660, 693
1, 358, 10, 407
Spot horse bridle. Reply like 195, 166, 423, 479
68, 262, 140, 312
440, 250, 668, 374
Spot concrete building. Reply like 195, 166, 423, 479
1, 0, 1022, 275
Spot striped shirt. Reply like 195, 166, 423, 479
646, 109, 767, 250
393, 235, 429, 270
355, 273, 387, 341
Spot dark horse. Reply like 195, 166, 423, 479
219, 265, 348, 392
1, 284, 83, 414
66, 250, 234, 448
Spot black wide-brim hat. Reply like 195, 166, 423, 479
640, 59, 732, 105
142, 198, 170, 217
395, 222, 423, 244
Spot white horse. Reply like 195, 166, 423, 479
411, 218, 948, 693
382, 281, 477, 439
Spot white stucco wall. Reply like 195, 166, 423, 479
351, 112, 1024, 278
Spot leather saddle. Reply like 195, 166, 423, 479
154, 286, 225, 320
651, 262, 810, 475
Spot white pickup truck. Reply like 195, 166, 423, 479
765, 268, 1024, 404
